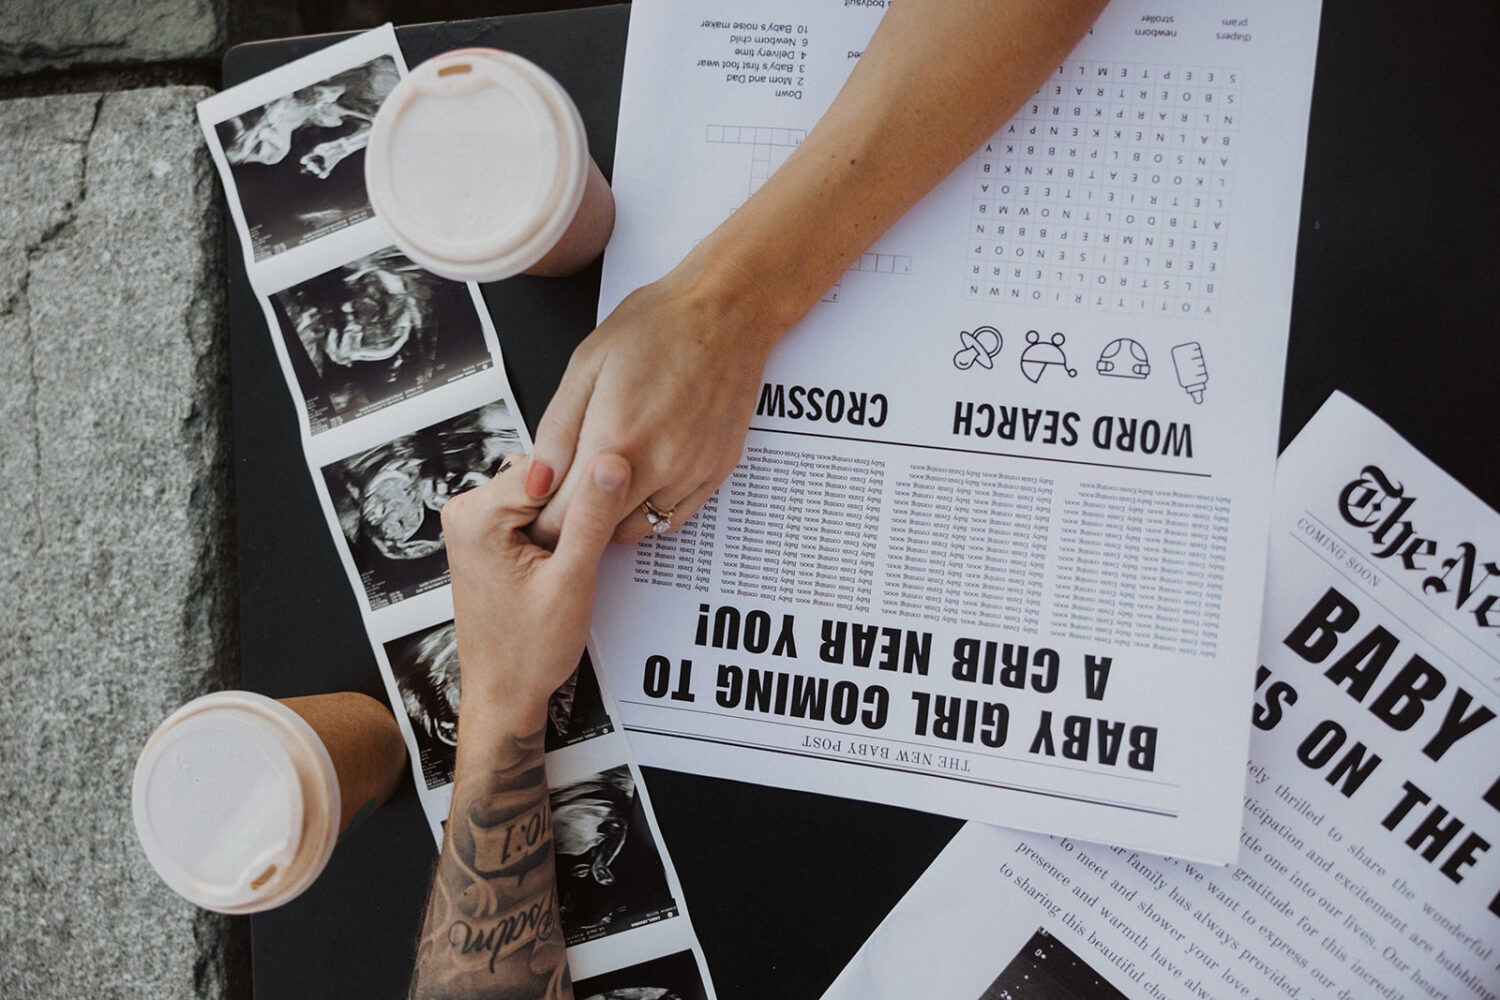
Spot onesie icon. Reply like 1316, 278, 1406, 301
1019, 331, 1077, 383
1097, 337, 1151, 378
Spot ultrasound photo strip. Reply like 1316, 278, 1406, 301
322, 399, 521, 610
385, 621, 614, 790
197, 27, 407, 269
573, 948, 710, 1000
270, 247, 495, 434
199, 27, 716, 995
551, 766, 680, 947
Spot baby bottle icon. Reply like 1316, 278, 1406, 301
1171, 342, 1209, 403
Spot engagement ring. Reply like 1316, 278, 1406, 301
640, 499, 674, 534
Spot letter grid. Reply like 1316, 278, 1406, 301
966, 61, 1240, 317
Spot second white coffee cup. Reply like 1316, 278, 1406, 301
365, 47, 615, 281
132, 690, 406, 914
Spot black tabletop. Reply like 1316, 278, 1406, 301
225, 4, 1500, 998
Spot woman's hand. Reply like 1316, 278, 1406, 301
528, 261, 782, 547
527, 0, 1108, 551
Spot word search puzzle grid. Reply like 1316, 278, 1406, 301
967, 61, 1240, 316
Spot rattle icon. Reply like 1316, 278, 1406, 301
1019, 331, 1077, 383
953, 325, 1003, 370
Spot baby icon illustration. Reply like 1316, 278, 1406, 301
953, 325, 1003, 370
1096, 337, 1151, 379
1019, 331, 1077, 383
1171, 341, 1209, 403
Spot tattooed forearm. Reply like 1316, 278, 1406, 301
409, 728, 572, 1000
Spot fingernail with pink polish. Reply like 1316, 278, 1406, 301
524, 460, 554, 499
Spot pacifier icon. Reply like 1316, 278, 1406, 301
1019, 331, 1077, 383
953, 325, 1003, 370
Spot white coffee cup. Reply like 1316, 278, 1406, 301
365, 47, 616, 281
132, 690, 406, 914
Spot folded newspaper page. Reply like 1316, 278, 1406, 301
592, 0, 1322, 863
198, 27, 714, 993
823, 391, 1499, 1000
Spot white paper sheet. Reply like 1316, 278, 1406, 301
592, 0, 1322, 862
823, 392, 1500, 1000
198, 28, 714, 994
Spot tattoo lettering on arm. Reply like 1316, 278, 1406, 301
410, 729, 573, 1000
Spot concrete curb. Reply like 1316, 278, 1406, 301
0, 0, 224, 77
0, 86, 239, 999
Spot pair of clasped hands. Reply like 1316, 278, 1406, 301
418, 4, 1114, 995
438, 244, 782, 737
443, 0, 1117, 714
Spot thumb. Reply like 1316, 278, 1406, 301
550, 454, 632, 580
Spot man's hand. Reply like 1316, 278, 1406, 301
409, 451, 630, 1000
442, 450, 632, 732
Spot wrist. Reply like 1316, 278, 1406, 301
664, 229, 803, 359
456, 690, 549, 759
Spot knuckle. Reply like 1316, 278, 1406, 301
439, 491, 486, 542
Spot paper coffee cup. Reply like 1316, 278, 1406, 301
132, 690, 405, 914
365, 47, 615, 281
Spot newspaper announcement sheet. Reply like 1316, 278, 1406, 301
593, 0, 1322, 861
823, 392, 1500, 1000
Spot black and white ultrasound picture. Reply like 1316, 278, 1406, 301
322, 400, 520, 609
271, 248, 492, 433
552, 765, 679, 946
385, 621, 462, 789
573, 950, 708, 1000
978, 927, 1128, 1000
386, 621, 609, 789
214, 55, 398, 260
546, 649, 613, 752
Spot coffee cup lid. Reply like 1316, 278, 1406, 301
132, 692, 339, 914
365, 48, 591, 282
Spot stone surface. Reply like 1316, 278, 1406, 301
0, 0, 224, 76
0, 87, 238, 998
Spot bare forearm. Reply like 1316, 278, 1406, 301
683, 0, 1110, 342
525, 3, 1110, 541
409, 721, 571, 1000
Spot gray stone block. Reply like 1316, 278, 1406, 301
0, 87, 238, 998
0, 0, 225, 76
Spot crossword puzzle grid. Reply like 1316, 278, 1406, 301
967, 62, 1240, 316
705, 124, 805, 196
704, 124, 911, 304
822, 252, 913, 303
